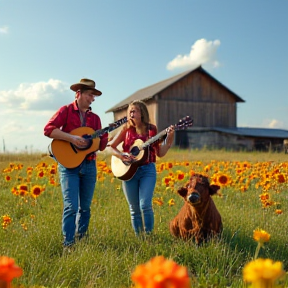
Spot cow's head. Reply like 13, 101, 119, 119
177, 173, 220, 207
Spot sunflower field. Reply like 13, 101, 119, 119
0, 149, 288, 288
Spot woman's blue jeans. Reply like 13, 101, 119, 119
58, 159, 96, 246
122, 163, 156, 235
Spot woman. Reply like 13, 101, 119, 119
108, 100, 174, 236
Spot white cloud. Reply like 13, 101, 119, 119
0, 79, 71, 111
166, 38, 221, 71
0, 111, 53, 153
265, 119, 284, 129
0, 26, 9, 34
0, 79, 74, 152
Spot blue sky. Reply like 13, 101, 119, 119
0, 0, 287, 153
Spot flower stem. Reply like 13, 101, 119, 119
254, 242, 261, 259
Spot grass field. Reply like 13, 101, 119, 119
1, 149, 288, 287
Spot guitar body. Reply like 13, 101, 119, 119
111, 139, 148, 180
51, 127, 100, 168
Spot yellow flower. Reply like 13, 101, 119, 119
168, 199, 175, 206
253, 229, 270, 244
21, 223, 28, 231
131, 256, 191, 288
243, 258, 285, 288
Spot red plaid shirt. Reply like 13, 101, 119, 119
122, 124, 158, 164
44, 100, 107, 158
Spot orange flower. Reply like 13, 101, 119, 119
131, 256, 191, 288
2, 215, 12, 229
0, 256, 23, 283
11, 187, 18, 195
153, 197, 164, 206
4, 175, 11, 182
275, 209, 282, 215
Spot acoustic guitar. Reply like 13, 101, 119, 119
50, 117, 127, 168
111, 116, 193, 180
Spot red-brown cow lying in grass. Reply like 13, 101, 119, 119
170, 173, 222, 244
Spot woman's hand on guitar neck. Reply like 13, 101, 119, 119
165, 125, 175, 147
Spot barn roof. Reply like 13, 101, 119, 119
212, 127, 288, 139
105, 66, 245, 113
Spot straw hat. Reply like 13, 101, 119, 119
70, 78, 102, 96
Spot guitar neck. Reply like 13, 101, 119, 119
140, 130, 167, 150
139, 118, 191, 150
90, 127, 109, 139
90, 117, 127, 139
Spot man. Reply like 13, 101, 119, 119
44, 78, 108, 249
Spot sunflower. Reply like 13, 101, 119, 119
31, 185, 43, 198
37, 171, 44, 178
17, 184, 28, 191
4, 175, 11, 182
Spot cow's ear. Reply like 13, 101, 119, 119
209, 184, 220, 195
177, 187, 188, 197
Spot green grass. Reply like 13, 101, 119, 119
0, 149, 288, 287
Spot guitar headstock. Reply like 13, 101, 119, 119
174, 116, 193, 131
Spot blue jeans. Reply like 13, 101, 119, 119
58, 159, 97, 246
122, 163, 156, 235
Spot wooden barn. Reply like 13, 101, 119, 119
106, 66, 288, 151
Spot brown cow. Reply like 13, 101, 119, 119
169, 173, 222, 244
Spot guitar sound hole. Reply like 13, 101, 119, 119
76, 134, 93, 151
130, 146, 140, 157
